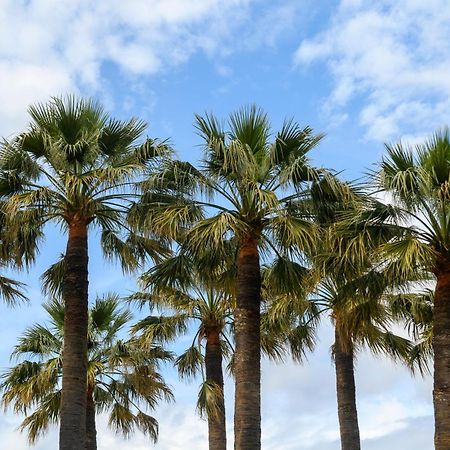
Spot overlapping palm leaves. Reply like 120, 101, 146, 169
128, 244, 291, 450
0, 96, 446, 450
1, 295, 173, 449
389, 289, 434, 375
130, 106, 333, 449
0, 96, 171, 449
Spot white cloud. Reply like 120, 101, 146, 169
294, 0, 450, 141
0, 0, 308, 138
0, 0, 260, 137
0, 61, 75, 139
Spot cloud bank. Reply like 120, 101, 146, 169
295, 0, 450, 141
0, 0, 257, 136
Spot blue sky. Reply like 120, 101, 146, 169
0, 0, 448, 448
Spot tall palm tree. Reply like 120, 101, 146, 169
1, 295, 173, 450
131, 106, 326, 449
129, 252, 233, 450
0, 96, 170, 450
377, 129, 450, 448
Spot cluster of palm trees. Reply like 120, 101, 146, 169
0, 96, 448, 450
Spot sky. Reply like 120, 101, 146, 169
0, 0, 448, 448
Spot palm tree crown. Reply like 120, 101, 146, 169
0, 96, 169, 266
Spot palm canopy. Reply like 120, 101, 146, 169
129, 245, 290, 373
0, 96, 170, 268
313, 177, 419, 356
265, 176, 416, 361
130, 105, 329, 258
1, 295, 173, 444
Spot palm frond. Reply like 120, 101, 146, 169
40, 254, 65, 299
132, 315, 188, 345
196, 380, 223, 420
175, 346, 204, 380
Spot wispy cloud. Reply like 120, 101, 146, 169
294, 0, 450, 141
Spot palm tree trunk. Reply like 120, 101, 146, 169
334, 325, 361, 450
59, 222, 89, 450
234, 236, 261, 450
86, 387, 97, 450
205, 329, 226, 450
433, 268, 450, 450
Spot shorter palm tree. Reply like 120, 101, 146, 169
266, 177, 419, 450
129, 252, 234, 450
129, 248, 288, 450
1, 295, 173, 450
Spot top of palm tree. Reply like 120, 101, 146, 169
130, 105, 343, 263
0, 95, 172, 272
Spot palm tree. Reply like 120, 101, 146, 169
0, 96, 170, 450
131, 106, 326, 449
377, 130, 450, 448
129, 252, 233, 450
315, 180, 414, 450
267, 177, 417, 450
1, 295, 173, 450
129, 248, 287, 450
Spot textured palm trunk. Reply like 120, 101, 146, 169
59, 222, 89, 450
205, 329, 226, 450
433, 266, 450, 450
86, 387, 97, 450
334, 326, 361, 450
234, 236, 261, 450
